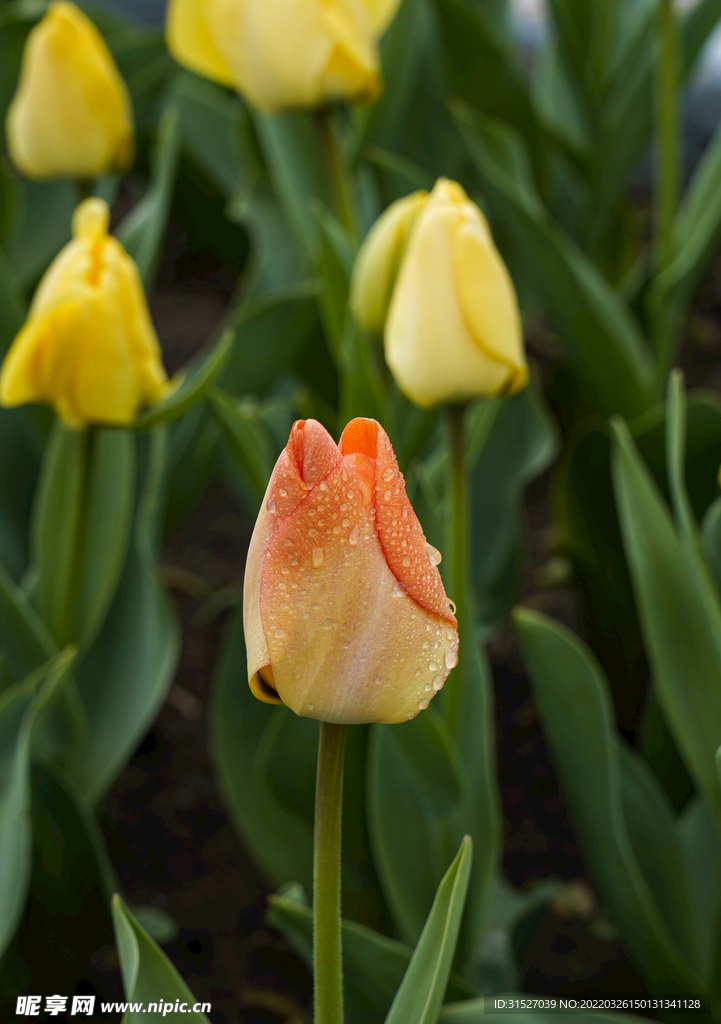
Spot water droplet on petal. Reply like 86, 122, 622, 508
449, 600, 457, 614
320, 482, 328, 491
426, 543, 442, 566
266, 498, 276, 513
342, 518, 350, 528
445, 649, 458, 670
419, 698, 430, 710
312, 547, 324, 568
433, 675, 445, 691
275, 628, 285, 638
308, 703, 314, 710
341, 470, 349, 482
429, 662, 439, 672
402, 556, 411, 567
383, 467, 393, 481
323, 618, 334, 630
384, 489, 392, 500
279, 488, 287, 497
349, 525, 360, 546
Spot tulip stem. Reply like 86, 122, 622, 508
316, 109, 358, 241
313, 720, 347, 1024
445, 403, 469, 738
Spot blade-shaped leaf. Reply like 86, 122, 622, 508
207, 388, 273, 511
513, 607, 700, 993
112, 896, 210, 1023
134, 329, 234, 431
0, 557, 57, 681
116, 102, 182, 290
611, 417, 721, 820
384, 835, 472, 1024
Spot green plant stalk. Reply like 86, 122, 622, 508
313, 720, 347, 1024
653, 0, 680, 383
444, 403, 468, 739
315, 108, 359, 241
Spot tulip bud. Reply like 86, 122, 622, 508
244, 417, 458, 724
165, 0, 396, 113
6, 2, 134, 181
351, 178, 529, 408
0, 198, 171, 427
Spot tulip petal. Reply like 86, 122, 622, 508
165, 0, 237, 89
245, 419, 343, 699
453, 218, 528, 394
340, 419, 456, 625
258, 451, 458, 724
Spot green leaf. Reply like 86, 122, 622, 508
385, 836, 472, 1024
207, 388, 273, 511
513, 607, 699, 993
352, 0, 430, 156
455, 105, 654, 417
367, 709, 466, 945
30, 423, 88, 647
7, 179, 77, 288
0, 557, 57, 681
267, 885, 475, 1024
0, 648, 76, 958
0, 243, 26, 356
116, 102, 182, 290
677, 795, 720, 984
252, 110, 332, 259
71, 431, 180, 804
75, 429, 135, 650
112, 896, 210, 1023
702, 497, 721, 596
220, 280, 320, 396
134, 329, 234, 431
469, 387, 558, 628
611, 417, 721, 820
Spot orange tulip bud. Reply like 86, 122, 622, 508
243, 418, 458, 724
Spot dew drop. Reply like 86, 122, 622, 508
382, 467, 393, 481
418, 698, 430, 710
429, 662, 439, 672
445, 649, 458, 670
266, 498, 276, 513
274, 628, 285, 638
384, 489, 392, 500
308, 703, 314, 711
349, 525, 360, 546
448, 600, 457, 614
392, 582, 402, 597
402, 556, 411, 567
312, 547, 324, 568
323, 618, 334, 630
320, 482, 328, 491
426, 543, 442, 566
341, 470, 349, 482
433, 675, 445, 691
425, 683, 432, 692
342, 518, 350, 528
279, 488, 287, 497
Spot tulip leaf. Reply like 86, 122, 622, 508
455, 104, 654, 418
219, 280, 320, 397
30, 422, 88, 648
352, 0, 430, 156
75, 429, 135, 650
513, 607, 700, 993
116, 101, 182, 290
0, 556, 57, 681
368, 708, 467, 946
71, 430, 180, 804
134, 328, 234, 431
384, 835, 472, 1024
267, 883, 475, 1024
0, 243, 25, 355
677, 795, 721, 985
702, 497, 721, 596
207, 388, 274, 511
252, 110, 332, 259
7, 179, 77, 288
0, 648, 76, 959
611, 416, 721, 821
112, 896, 210, 1023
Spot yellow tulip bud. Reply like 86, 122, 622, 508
6, 2, 134, 180
352, 178, 529, 408
165, 0, 395, 113
0, 198, 171, 427
350, 190, 427, 335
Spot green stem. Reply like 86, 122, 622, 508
653, 0, 680, 384
444, 404, 469, 739
313, 720, 347, 1024
315, 108, 358, 240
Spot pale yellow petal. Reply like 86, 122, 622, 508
165, 0, 237, 89
360, 0, 403, 34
